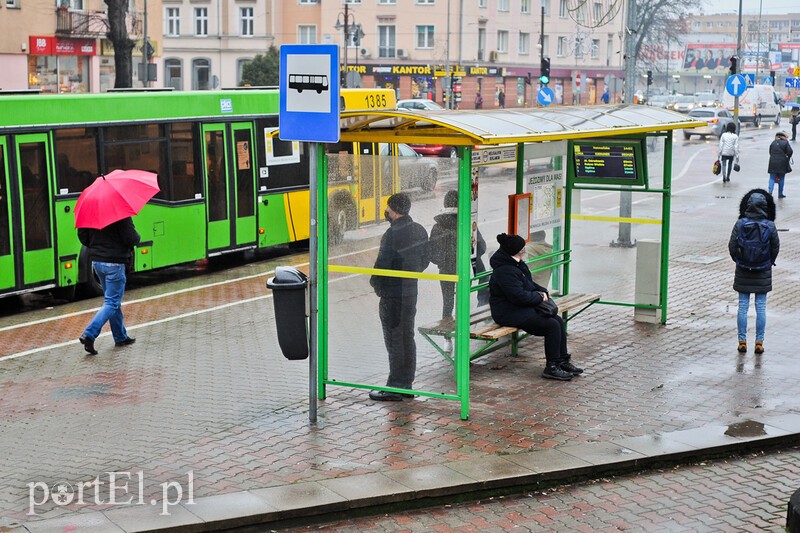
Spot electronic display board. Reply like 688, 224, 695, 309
570, 139, 647, 186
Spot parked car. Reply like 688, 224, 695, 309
407, 143, 457, 158
668, 95, 699, 113
397, 98, 445, 110
379, 142, 439, 192
684, 108, 734, 140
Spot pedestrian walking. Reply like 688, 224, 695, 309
488, 233, 583, 381
369, 193, 430, 401
728, 189, 779, 354
718, 122, 739, 183
78, 217, 141, 355
790, 107, 798, 142
601, 88, 610, 104
767, 131, 793, 198
428, 190, 488, 352
475, 92, 483, 109
498, 88, 505, 109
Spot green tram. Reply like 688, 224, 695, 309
0, 88, 326, 300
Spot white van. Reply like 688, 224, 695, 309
722, 84, 782, 127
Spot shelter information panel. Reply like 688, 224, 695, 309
571, 139, 646, 186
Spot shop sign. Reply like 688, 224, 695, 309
472, 145, 518, 167
29, 36, 96, 56
100, 39, 158, 57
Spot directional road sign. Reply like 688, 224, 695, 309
537, 86, 555, 106
279, 44, 340, 143
786, 78, 800, 89
726, 74, 747, 97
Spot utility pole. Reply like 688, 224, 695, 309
140, 0, 148, 87
734, 0, 743, 132
613, 0, 637, 248
444, 0, 451, 108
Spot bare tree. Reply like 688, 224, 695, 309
632, 0, 698, 67
105, 0, 135, 88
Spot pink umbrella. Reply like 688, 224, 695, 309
74, 169, 160, 229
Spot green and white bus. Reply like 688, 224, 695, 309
0, 88, 325, 300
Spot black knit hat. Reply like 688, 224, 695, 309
387, 192, 411, 215
497, 233, 526, 255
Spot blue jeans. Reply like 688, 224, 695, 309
83, 262, 129, 344
737, 292, 766, 342
768, 173, 785, 197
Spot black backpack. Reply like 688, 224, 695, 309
736, 218, 773, 270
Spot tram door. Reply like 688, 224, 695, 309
0, 138, 13, 291
202, 123, 256, 252
13, 134, 56, 286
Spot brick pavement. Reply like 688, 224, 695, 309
1, 133, 800, 531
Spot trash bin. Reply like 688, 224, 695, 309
266, 266, 309, 360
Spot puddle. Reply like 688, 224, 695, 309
724, 420, 766, 437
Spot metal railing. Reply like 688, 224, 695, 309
55, 8, 142, 38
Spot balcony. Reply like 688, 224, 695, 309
56, 8, 142, 38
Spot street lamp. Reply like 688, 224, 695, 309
334, 7, 356, 87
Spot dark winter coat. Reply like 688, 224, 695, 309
767, 138, 793, 175
78, 217, 140, 264
370, 215, 430, 298
728, 191, 779, 294
488, 247, 550, 326
428, 208, 486, 275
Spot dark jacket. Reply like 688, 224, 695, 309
767, 138, 793, 175
728, 191, 779, 294
78, 217, 140, 264
428, 208, 486, 275
370, 215, 430, 298
488, 247, 549, 326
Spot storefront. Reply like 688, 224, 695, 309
28, 36, 95, 94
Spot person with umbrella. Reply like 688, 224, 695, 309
74, 169, 158, 355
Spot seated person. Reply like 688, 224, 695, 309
489, 233, 583, 381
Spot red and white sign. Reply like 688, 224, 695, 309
29, 36, 96, 56
576, 73, 582, 87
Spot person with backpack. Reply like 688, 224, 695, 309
767, 131, 793, 199
728, 189, 780, 354
717, 122, 739, 183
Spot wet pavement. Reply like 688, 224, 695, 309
1, 127, 800, 532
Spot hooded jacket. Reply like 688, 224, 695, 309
728, 190, 779, 294
767, 137, 793, 175
370, 215, 430, 298
488, 247, 549, 326
428, 207, 486, 275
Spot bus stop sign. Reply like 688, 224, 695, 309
279, 44, 340, 143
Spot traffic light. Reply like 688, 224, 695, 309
526, 72, 532, 85
144, 39, 154, 62
729, 56, 738, 75
539, 57, 551, 85
769, 70, 776, 86
646, 70, 653, 86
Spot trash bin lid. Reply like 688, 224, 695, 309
266, 266, 308, 288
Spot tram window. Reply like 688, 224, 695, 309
234, 128, 254, 218
205, 131, 227, 221
254, 118, 309, 191
105, 123, 162, 142
169, 122, 200, 201
19, 142, 52, 251
0, 147, 9, 256
104, 140, 168, 200
54, 128, 99, 194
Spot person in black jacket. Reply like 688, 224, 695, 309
78, 217, 140, 355
729, 190, 779, 354
369, 193, 430, 401
489, 233, 582, 381
767, 131, 793, 199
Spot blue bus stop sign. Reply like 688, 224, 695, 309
537, 87, 555, 106
279, 44, 340, 143
725, 74, 746, 97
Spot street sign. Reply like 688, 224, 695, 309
786, 78, 800, 89
537, 87, 555, 106
279, 44, 340, 143
762, 76, 772, 85
725, 74, 747, 97
744, 73, 755, 87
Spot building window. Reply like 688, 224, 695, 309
192, 58, 210, 90
541, 0, 549, 15
194, 7, 208, 37
240, 7, 254, 36
594, 2, 603, 22
7, 0, 18, 7
479, 0, 486, 7
497, 30, 508, 53
416, 0, 434, 4
298, 25, 316, 44
236, 58, 250, 85
299, 0, 318, 3
378, 0, 396, 4
165, 58, 183, 90
559, 0, 567, 18
499, 0, 509, 11
591, 38, 599, 59
478, 28, 486, 60
166, 7, 180, 37
557, 36, 567, 56
416, 25, 434, 48
345, 0, 361, 4
521, 0, 530, 13
378, 25, 396, 58
519, 32, 530, 54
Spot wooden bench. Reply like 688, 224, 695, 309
418, 293, 601, 363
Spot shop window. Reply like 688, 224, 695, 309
54, 128, 99, 195
165, 58, 183, 90
192, 58, 210, 90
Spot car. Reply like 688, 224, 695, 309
379, 142, 439, 192
647, 95, 670, 109
667, 95, 698, 113
407, 143, 457, 158
396, 98, 445, 111
684, 108, 734, 140
694, 92, 719, 108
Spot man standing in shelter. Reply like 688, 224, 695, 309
369, 193, 430, 401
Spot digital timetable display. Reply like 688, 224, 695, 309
570, 139, 647, 186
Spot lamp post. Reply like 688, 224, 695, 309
335, 5, 356, 88
734, 0, 743, 132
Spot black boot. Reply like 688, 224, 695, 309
560, 360, 584, 375
542, 363, 573, 381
